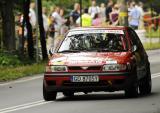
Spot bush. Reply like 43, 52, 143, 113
0, 52, 22, 66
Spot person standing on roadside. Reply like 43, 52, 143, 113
92, 13, 102, 26
76, 8, 92, 27
88, 0, 100, 19
109, 4, 119, 26
60, 8, 68, 35
99, 3, 106, 20
29, 2, 37, 29
42, 7, 49, 35
105, 0, 113, 23
70, 3, 80, 27
51, 6, 62, 37
136, 2, 144, 29
128, 1, 141, 30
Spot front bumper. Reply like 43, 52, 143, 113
44, 72, 135, 92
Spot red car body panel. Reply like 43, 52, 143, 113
43, 27, 145, 93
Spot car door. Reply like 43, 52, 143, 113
128, 28, 148, 79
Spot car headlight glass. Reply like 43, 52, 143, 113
46, 66, 68, 72
103, 64, 127, 71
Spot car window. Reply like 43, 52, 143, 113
128, 29, 144, 50
58, 30, 129, 52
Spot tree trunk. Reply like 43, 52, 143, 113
37, 0, 48, 60
24, 0, 34, 59
1, 0, 16, 51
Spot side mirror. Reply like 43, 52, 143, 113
49, 47, 55, 56
132, 45, 137, 52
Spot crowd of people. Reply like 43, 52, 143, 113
16, 0, 145, 52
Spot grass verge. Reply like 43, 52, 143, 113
146, 30, 160, 38
143, 42, 160, 50
0, 62, 46, 82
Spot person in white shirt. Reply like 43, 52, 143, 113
51, 6, 64, 37
29, 2, 36, 28
88, 0, 100, 18
42, 7, 49, 33
99, 3, 106, 19
136, 2, 144, 29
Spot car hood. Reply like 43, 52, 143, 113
49, 52, 131, 66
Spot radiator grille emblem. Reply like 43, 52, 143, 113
81, 67, 88, 70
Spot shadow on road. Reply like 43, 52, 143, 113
138, 92, 158, 98
56, 92, 159, 102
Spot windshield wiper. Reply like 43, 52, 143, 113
97, 48, 123, 52
97, 48, 110, 52
58, 50, 80, 53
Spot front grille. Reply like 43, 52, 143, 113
46, 81, 56, 86
68, 66, 101, 71
63, 80, 108, 87
62, 79, 125, 87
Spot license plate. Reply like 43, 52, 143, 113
71, 76, 99, 82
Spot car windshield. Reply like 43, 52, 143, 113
58, 30, 128, 53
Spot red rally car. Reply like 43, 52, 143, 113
43, 27, 152, 101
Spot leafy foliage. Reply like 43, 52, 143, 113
0, 52, 22, 66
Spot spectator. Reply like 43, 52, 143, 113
136, 2, 144, 29
48, 16, 55, 39
42, 7, 49, 33
59, 8, 68, 35
47, 16, 55, 51
29, 2, 36, 28
99, 3, 106, 19
76, 8, 92, 27
128, 1, 141, 30
92, 13, 102, 26
70, 3, 80, 27
109, 4, 119, 26
88, 0, 100, 18
105, 0, 113, 23
51, 6, 62, 37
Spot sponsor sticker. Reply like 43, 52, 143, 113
68, 30, 124, 36
106, 60, 117, 64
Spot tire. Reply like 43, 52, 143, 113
43, 83, 57, 101
125, 83, 139, 98
125, 69, 139, 98
139, 67, 152, 95
63, 91, 74, 97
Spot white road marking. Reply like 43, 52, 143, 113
0, 73, 160, 113
0, 95, 63, 113
152, 74, 160, 79
151, 73, 160, 77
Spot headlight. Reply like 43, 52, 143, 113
46, 66, 68, 72
103, 64, 127, 71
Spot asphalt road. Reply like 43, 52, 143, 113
0, 50, 160, 113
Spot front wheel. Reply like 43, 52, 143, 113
125, 83, 139, 98
139, 67, 152, 95
43, 83, 57, 101
125, 68, 139, 98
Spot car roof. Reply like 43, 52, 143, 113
69, 26, 128, 32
